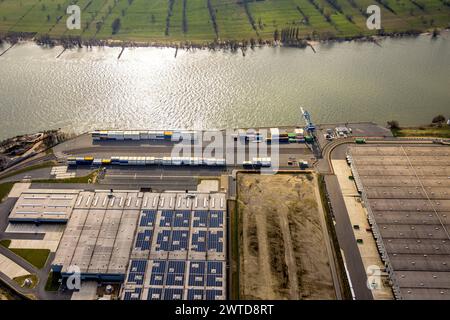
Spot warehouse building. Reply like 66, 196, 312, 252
9, 189, 80, 223
122, 192, 227, 300
52, 191, 142, 281
349, 146, 450, 300
10, 187, 227, 297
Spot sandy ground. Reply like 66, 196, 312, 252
238, 173, 335, 300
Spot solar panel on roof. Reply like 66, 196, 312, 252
135, 230, 152, 250
193, 210, 208, 227
147, 288, 163, 300
191, 231, 207, 252
126, 260, 147, 285
187, 289, 204, 300
207, 231, 224, 252
127, 272, 145, 285
156, 230, 171, 251
163, 288, 184, 300
173, 210, 191, 228
206, 274, 223, 287
149, 273, 165, 286
140, 210, 157, 227
151, 260, 167, 273
166, 273, 185, 286
205, 289, 222, 300
188, 274, 205, 287
130, 260, 147, 273
123, 287, 142, 300
207, 261, 223, 275
189, 261, 206, 274
160, 210, 174, 227
167, 260, 186, 274
170, 230, 189, 251
209, 210, 224, 228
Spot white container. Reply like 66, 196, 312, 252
171, 132, 181, 142
270, 128, 279, 139
172, 157, 182, 166
137, 157, 146, 165
162, 157, 172, 165
131, 132, 140, 140
140, 131, 149, 140
145, 157, 155, 165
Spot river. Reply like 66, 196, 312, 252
0, 33, 449, 140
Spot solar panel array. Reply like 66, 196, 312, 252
123, 192, 226, 300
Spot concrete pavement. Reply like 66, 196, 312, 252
324, 175, 373, 300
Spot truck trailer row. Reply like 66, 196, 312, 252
67, 156, 273, 168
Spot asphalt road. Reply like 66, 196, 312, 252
0, 198, 17, 233
324, 175, 373, 300
0, 167, 53, 183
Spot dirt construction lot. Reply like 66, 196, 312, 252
237, 173, 336, 300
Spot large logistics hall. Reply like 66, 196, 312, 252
8, 188, 227, 299
349, 146, 450, 300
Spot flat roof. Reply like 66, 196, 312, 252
349, 145, 450, 300
9, 190, 79, 222
123, 192, 227, 300
53, 191, 141, 275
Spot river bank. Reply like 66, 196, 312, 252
1, 28, 444, 52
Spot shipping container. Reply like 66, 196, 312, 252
243, 161, 253, 169
140, 131, 149, 140
172, 157, 182, 166
171, 132, 181, 142
299, 161, 309, 169
111, 156, 120, 164
145, 157, 155, 165
270, 128, 279, 139
355, 138, 366, 144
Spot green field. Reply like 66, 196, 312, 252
0, 0, 449, 44
9, 248, 51, 269
392, 126, 450, 138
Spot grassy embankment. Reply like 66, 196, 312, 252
13, 274, 38, 289
0, 0, 449, 45
0, 182, 14, 203
44, 271, 61, 292
392, 126, 450, 138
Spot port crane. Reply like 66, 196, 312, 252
301, 107, 316, 133
300, 107, 321, 159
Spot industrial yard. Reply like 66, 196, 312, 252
237, 173, 336, 300
1, 121, 450, 301
349, 145, 450, 300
